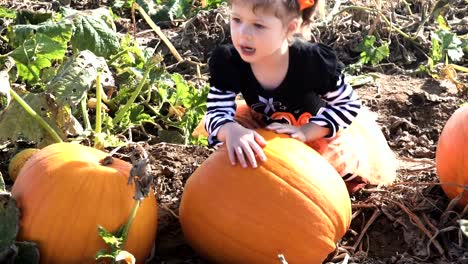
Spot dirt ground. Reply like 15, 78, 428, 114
1, 0, 468, 263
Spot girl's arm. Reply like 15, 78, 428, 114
309, 74, 362, 138
205, 86, 237, 146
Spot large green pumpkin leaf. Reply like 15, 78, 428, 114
7, 21, 73, 83
46, 50, 113, 110
0, 92, 83, 148
68, 8, 120, 58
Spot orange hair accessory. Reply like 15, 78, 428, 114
298, 0, 315, 11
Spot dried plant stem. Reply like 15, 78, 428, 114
133, 3, 184, 62
95, 70, 102, 134
332, 6, 412, 40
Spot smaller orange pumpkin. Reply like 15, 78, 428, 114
8, 148, 40, 182
436, 105, 468, 207
11, 143, 158, 264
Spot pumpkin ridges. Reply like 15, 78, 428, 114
181, 155, 338, 263
180, 129, 351, 263
12, 143, 157, 264
262, 131, 351, 237
262, 143, 351, 240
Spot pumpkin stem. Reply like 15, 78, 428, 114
128, 143, 155, 201
120, 199, 141, 251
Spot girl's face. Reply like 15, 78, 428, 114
230, 2, 295, 64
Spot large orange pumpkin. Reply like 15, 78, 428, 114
11, 143, 158, 264
436, 105, 468, 207
179, 129, 351, 264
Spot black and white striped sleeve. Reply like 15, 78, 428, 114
310, 74, 361, 138
205, 86, 237, 146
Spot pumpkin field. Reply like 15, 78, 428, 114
0, 0, 467, 263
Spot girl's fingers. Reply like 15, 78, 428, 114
291, 132, 306, 142
235, 146, 248, 168
254, 131, 267, 147
243, 146, 258, 168
227, 146, 237, 166
249, 140, 267, 163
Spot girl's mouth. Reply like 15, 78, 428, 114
240, 45, 256, 56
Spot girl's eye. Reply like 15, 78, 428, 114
254, 23, 265, 29
231, 17, 241, 23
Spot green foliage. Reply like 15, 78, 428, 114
431, 29, 465, 63
7, 21, 73, 82
357, 35, 390, 66
0, 7, 16, 19
203, 0, 226, 8
153, 73, 209, 144
65, 8, 121, 58
95, 225, 125, 262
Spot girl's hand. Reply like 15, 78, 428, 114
266, 122, 308, 142
266, 122, 330, 142
217, 123, 267, 168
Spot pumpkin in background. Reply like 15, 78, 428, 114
11, 143, 158, 264
8, 148, 40, 182
179, 129, 351, 264
436, 105, 468, 207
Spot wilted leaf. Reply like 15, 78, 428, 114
46, 50, 113, 110
115, 250, 135, 264
346, 74, 377, 87
0, 92, 83, 148
0, 193, 19, 253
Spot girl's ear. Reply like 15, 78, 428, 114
286, 18, 300, 37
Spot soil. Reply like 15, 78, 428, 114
1, 0, 468, 263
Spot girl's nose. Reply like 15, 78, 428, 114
239, 25, 253, 40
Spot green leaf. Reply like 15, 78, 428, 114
13, 241, 40, 264
46, 50, 113, 111
0, 92, 83, 148
69, 8, 120, 58
357, 35, 389, 66
16, 9, 53, 25
0, 194, 19, 253
129, 105, 153, 124
7, 21, 73, 83
432, 29, 465, 62
7, 20, 73, 49
0, 7, 16, 19
97, 225, 122, 248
